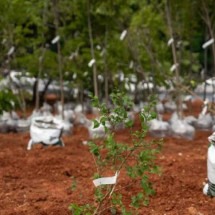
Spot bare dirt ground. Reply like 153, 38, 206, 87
0, 103, 215, 215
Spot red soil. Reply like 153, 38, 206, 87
0, 104, 215, 215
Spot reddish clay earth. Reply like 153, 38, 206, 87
0, 102, 215, 215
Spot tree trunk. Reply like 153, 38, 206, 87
165, 1, 183, 119
35, 1, 48, 111
104, 25, 109, 106
202, 1, 215, 106
35, 47, 46, 111
87, 0, 98, 98
53, 0, 65, 119
40, 78, 53, 104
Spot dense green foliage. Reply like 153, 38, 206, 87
0, 89, 17, 114
0, 0, 214, 97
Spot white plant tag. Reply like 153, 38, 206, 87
202, 38, 214, 49
69, 53, 75, 60
100, 49, 105, 57
51, 35, 60, 44
7, 46, 15, 56
2, 38, 6, 44
96, 45, 101, 50
170, 63, 178, 72
73, 73, 77, 79
167, 38, 174, 46
129, 61, 134, 69
201, 106, 207, 115
120, 30, 127, 41
88, 58, 96, 67
93, 172, 119, 187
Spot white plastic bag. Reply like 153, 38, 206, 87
27, 116, 64, 150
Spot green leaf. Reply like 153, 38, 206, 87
69, 203, 94, 215
93, 119, 100, 128
89, 142, 100, 156
131, 192, 143, 208
100, 116, 107, 126
125, 119, 133, 128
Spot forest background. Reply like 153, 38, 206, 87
0, 0, 214, 106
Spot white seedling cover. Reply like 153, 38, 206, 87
196, 113, 213, 130
208, 132, 215, 143
207, 144, 215, 184
17, 119, 30, 127
156, 102, 164, 114
149, 119, 170, 138
149, 119, 169, 131
206, 77, 215, 85
54, 116, 73, 135
1, 111, 11, 121
171, 119, 195, 140
30, 116, 62, 144
184, 115, 197, 126
93, 172, 119, 187
165, 101, 177, 113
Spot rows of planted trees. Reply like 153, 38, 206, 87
0, 0, 214, 109
1, 1, 215, 213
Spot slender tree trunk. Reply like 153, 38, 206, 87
104, 25, 109, 106
127, 31, 147, 101
53, 0, 64, 119
203, 27, 209, 101
7, 25, 27, 117
57, 41, 64, 118
202, 1, 215, 106
35, 1, 48, 111
141, 28, 157, 95
40, 78, 53, 103
35, 47, 46, 110
165, 1, 183, 119
87, 0, 98, 98
80, 83, 84, 113
142, 33, 158, 113
202, 2, 215, 75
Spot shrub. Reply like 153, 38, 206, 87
69, 91, 162, 215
